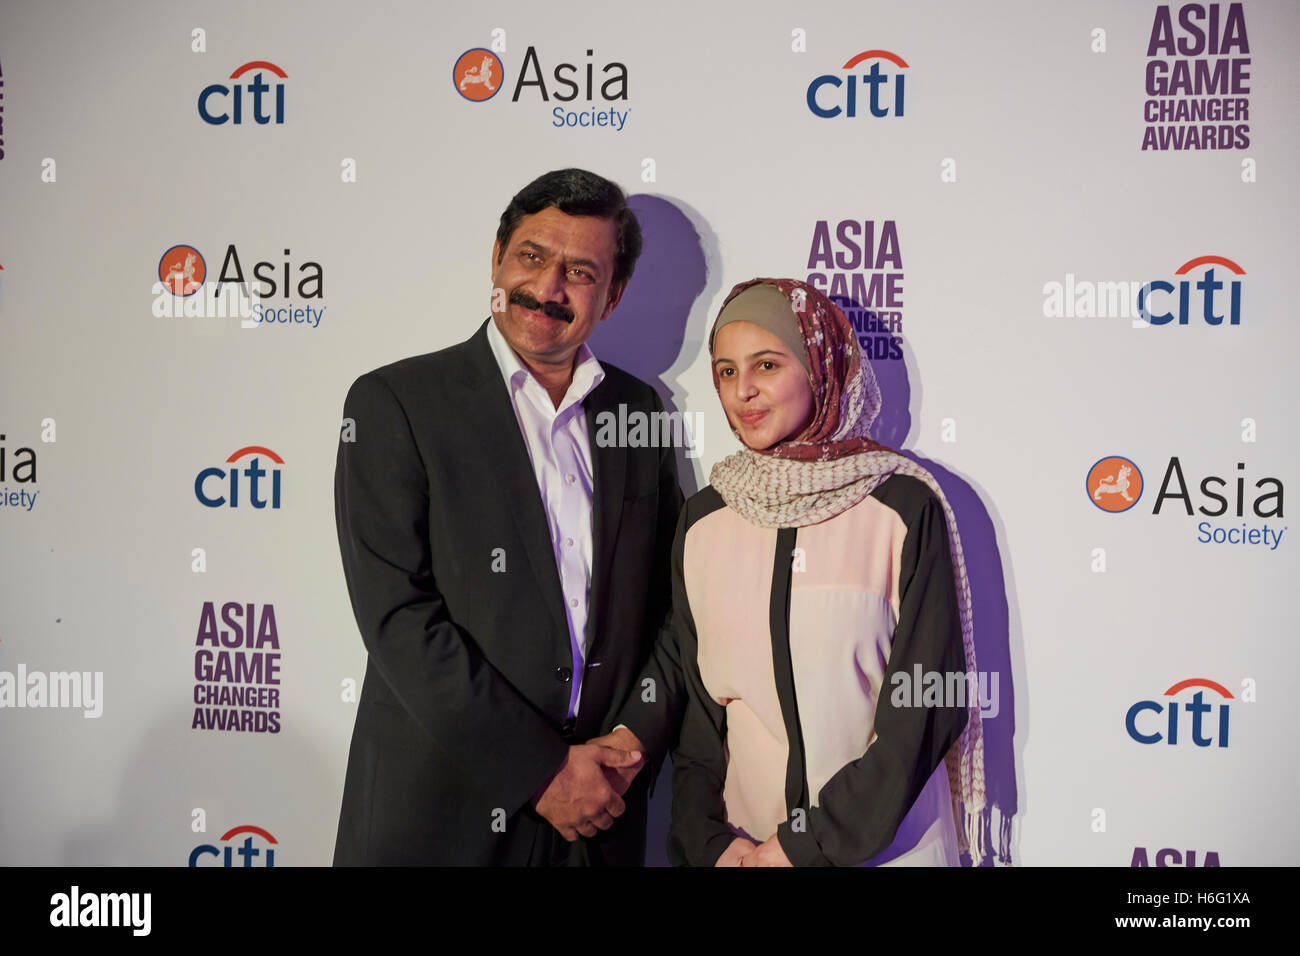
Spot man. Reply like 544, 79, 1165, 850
333, 169, 685, 865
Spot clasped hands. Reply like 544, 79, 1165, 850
530, 726, 794, 865
715, 835, 792, 867
531, 726, 647, 842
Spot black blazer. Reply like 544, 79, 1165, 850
333, 319, 684, 865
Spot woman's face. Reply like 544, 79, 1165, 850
712, 320, 815, 451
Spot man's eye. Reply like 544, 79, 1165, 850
568, 269, 593, 281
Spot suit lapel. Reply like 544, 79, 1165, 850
584, 377, 627, 664
460, 321, 569, 645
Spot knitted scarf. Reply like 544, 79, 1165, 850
708, 277, 988, 864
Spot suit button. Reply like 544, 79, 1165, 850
555, 666, 572, 683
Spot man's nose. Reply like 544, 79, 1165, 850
532, 261, 568, 303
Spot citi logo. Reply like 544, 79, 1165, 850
1042, 255, 1245, 326
1125, 678, 1233, 747
1087, 455, 1143, 513
189, 824, 278, 866
1136, 255, 1243, 326
195, 446, 283, 509
807, 49, 908, 118
199, 61, 287, 125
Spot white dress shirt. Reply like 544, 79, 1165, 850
485, 318, 604, 719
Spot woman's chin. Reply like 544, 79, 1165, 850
738, 430, 782, 452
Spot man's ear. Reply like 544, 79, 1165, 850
600, 281, 627, 321
490, 239, 501, 281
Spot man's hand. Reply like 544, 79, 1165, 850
532, 743, 644, 841
715, 836, 758, 867
741, 835, 793, 867
587, 727, 647, 796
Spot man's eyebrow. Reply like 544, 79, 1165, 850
712, 349, 786, 366
516, 239, 550, 256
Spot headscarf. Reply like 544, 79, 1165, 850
708, 277, 989, 863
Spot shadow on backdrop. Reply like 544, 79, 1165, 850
587, 193, 715, 499
836, 289, 1020, 865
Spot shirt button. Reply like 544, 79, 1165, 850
565, 474, 576, 484
569, 598, 579, 608
564, 537, 574, 548
555, 666, 572, 683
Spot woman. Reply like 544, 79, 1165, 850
667, 278, 986, 867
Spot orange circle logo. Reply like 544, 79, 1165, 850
159, 245, 206, 297
1087, 456, 1143, 513
453, 49, 504, 102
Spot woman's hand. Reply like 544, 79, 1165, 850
741, 835, 793, 867
715, 836, 758, 866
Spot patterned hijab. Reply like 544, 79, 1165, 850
708, 277, 989, 863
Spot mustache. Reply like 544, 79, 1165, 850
509, 289, 574, 324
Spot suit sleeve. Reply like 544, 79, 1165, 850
776, 494, 969, 866
610, 389, 686, 772
335, 372, 569, 814
659, 508, 737, 866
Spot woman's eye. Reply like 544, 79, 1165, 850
759, 361, 775, 370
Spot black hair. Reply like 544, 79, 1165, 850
495, 168, 643, 287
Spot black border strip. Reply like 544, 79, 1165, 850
768, 526, 809, 815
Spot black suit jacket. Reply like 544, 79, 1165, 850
333, 319, 685, 865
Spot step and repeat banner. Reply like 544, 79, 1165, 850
1, 0, 1296, 867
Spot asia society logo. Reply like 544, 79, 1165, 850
1142, 3, 1250, 151
1041, 254, 1244, 326
195, 446, 283, 509
1, 429, 40, 513
198, 61, 287, 125
158, 245, 206, 296
189, 825, 278, 866
1087, 454, 1284, 549
193, 600, 281, 734
1087, 456, 1143, 513
454, 48, 503, 102
1125, 678, 1233, 747
806, 219, 904, 360
452, 44, 629, 130
152, 243, 325, 328
807, 49, 908, 118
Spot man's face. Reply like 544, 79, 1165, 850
490, 206, 624, 370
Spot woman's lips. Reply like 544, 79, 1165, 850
738, 409, 768, 426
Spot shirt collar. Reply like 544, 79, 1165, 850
484, 317, 605, 414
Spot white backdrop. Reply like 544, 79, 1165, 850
1, 0, 1296, 866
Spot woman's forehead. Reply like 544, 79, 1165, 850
713, 320, 797, 356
